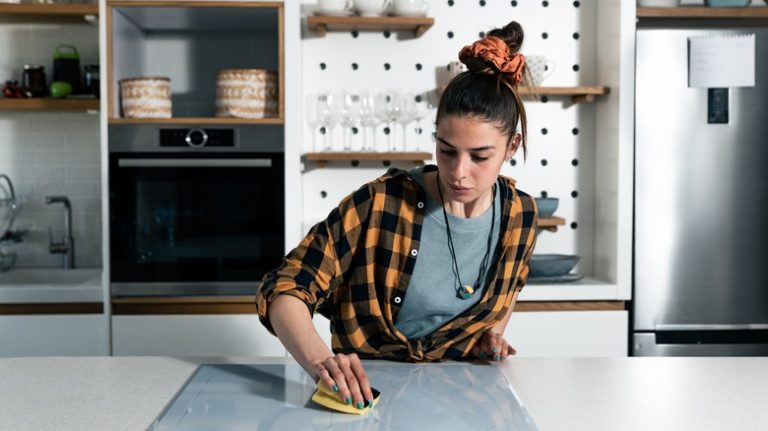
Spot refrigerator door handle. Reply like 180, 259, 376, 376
656, 324, 768, 331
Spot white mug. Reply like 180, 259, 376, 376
318, 0, 354, 12
525, 56, 555, 86
391, 0, 429, 16
354, 0, 391, 16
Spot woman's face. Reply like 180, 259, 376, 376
434, 115, 519, 204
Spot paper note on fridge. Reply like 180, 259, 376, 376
688, 34, 755, 88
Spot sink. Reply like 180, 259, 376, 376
0, 268, 103, 304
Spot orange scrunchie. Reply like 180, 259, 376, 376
458, 36, 526, 86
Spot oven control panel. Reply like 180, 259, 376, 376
159, 128, 235, 148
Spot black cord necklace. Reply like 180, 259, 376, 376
436, 172, 496, 300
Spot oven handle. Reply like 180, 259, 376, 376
117, 159, 273, 168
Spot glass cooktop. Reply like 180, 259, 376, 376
149, 362, 539, 431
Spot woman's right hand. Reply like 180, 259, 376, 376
312, 352, 374, 410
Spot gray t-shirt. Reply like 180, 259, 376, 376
394, 166, 502, 339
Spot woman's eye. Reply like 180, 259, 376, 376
440, 150, 456, 156
472, 155, 489, 162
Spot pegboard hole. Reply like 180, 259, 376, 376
573, 32, 580, 40
572, 159, 579, 166
320, 127, 326, 135
540, 95, 549, 103
573, 1, 581, 7
448, 0, 454, 5
352, 127, 359, 135
571, 190, 579, 198
447, 31, 454, 39
384, 63, 391, 71
541, 32, 548, 39
320, 191, 328, 198
511, 0, 518, 5
542, 0, 549, 6
351, 30, 359, 38
415, 63, 423, 71
509, 159, 517, 166
573, 64, 580, 72
541, 128, 548, 135
570, 222, 578, 230
541, 159, 548, 166
415, 94, 423, 102
383, 161, 391, 167
479, 0, 486, 6
479, 31, 486, 38
319, 62, 327, 70
351, 160, 360, 167
384, 126, 391, 135
383, 31, 391, 38
351, 62, 359, 70
540, 191, 548, 198
572, 127, 580, 135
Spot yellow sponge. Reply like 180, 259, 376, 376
311, 380, 380, 415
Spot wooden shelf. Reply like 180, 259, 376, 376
538, 216, 566, 233
0, 3, 98, 22
518, 86, 610, 104
108, 117, 284, 125
637, 7, 768, 19
307, 15, 434, 37
0, 98, 100, 111
304, 151, 432, 168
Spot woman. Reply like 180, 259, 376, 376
256, 21, 537, 411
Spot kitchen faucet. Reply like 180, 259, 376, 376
45, 195, 75, 269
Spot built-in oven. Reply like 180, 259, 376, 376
108, 125, 284, 296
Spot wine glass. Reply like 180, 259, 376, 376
337, 92, 361, 151
359, 92, 379, 152
317, 93, 338, 152
397, 92, 419, 152
374, 90, 402, 152
409, 94, 434, 152
305, 94, 321, 152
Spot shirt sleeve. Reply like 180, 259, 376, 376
513, 194, 539, 292
255, 183, 374, 335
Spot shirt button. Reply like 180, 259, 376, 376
417, 202, 425, 209
394, 296, 402, 304
410, 249, 418, 256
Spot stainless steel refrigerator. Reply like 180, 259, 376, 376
633, 27, 768, 356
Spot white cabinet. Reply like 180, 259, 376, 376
112, 315, 286, 357
0, 315, 108, 357
506, 311, 628, 357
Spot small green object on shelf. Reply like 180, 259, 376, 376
49, 81, 72, 99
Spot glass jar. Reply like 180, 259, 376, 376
22, 65, 47, 97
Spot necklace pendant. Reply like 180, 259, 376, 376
457, 285, 475, 300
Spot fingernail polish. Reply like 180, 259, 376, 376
332, 384, 339, 392
345, 396, 352, 405
491, 346, 498, 353
366, 399, 373, 407
356, 401, 364, 410
480, 352, 487, 359
495, 355, 501, 361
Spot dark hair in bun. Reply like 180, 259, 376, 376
437, 21, 528, 160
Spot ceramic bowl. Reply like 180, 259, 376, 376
529, 254, 580, 278
534, 197, 559, 218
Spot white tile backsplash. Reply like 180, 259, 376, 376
0, 23, 101, 269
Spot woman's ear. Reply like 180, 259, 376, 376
506, 133, 522, 160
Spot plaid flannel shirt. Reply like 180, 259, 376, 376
256, 166, 537, 361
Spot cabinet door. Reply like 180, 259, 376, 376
0, 315, 109, 357
112, 315, 286, 357
505, 311, 628, 357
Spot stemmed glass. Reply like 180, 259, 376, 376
397, 93, 419, 152
374, 90, 402, 152
337, 92, 361, 151
317, 93, 338, 152
305, 94, 321, 152
409, 95, 433, 152
359, 92, 379, 152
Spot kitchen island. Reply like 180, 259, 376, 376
0, 356, 766, 431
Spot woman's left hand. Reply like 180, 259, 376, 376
472, 330, 517, 361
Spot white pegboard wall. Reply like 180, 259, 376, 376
300, 0, 599, 275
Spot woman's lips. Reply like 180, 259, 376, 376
449, 185, 471, 194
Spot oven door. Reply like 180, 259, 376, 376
109, 152, 284, 296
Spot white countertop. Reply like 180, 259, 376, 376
0, 268, 102, 303
0, 356, 766, 431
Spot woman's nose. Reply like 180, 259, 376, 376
451, 154, 469, 179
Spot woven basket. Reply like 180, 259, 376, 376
215, 69, 278, 119
119, 77, 172, 118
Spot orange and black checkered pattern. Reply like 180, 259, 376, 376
256, 166, 537, 362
